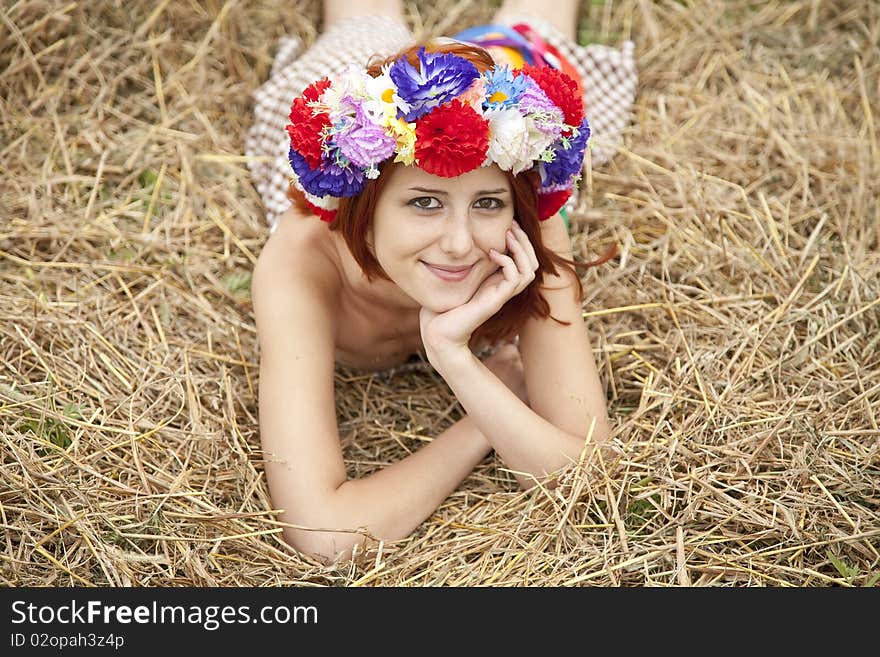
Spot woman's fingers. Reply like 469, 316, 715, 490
511, 221, 539, 271
489, 248, 518, 291
504, 229, 536, 291
503, 234, 527, 286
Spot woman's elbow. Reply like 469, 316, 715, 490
282, 526, 365, 565
274, 482, 400, 563
590, 415, 613, 445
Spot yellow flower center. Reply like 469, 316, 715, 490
488, 91, 508, 104
382, 88, 396, 103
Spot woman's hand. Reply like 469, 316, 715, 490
419, 221, 539, 365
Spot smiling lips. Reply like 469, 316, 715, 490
422, 261, 475, 282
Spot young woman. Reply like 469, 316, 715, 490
245, 0, 637, 563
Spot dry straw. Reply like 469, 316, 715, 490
1, 0, 878, 587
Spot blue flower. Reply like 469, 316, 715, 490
482, 66, 529, 110
389, 48, 479, 121
289, 148, 365, 198
539, 118, 591, 188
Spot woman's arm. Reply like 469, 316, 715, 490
253, 221, 491, 563
423, 214, 611, 489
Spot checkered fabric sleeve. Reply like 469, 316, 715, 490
494, 15, 638, 169
244, 15, 638, 231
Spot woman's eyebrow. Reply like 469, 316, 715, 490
407, 187, 510, 195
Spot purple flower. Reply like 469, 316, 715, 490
289, 148, 365, 198
333, 97, 397, 169
335, 122, 396, 169
538, 179, 577, 194
519, 81, 565, 134
389, 48, 479, 121
539, 118, 591, 188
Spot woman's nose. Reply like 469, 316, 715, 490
438, 214, 475, 257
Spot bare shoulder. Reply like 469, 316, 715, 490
538, 212, 575, 260
253, 208, 341, 295
251, 207, 342, 363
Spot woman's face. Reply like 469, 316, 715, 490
370, 164, 515, 313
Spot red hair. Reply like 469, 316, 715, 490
287, 41, 615, 347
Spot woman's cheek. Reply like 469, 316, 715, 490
484, 221, 513, 254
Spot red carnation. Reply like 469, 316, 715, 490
537, 189, 571, 221
302, 78, 331, 103
520, 66, 584, 134
414, 100, 489, 178
286, 78, 332, 168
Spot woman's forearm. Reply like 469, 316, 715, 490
294, 415, 491, 561
433, 349, 603, 488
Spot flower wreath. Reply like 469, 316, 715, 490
285, 45, 590, 222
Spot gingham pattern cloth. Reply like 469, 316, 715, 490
244, 15, 638, 232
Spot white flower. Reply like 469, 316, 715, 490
364, 65, 411, 125
322, 66, 366, 114
522, 114, 559, 163
485, 108, 531, 174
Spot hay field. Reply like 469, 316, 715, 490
1, 0, 878, 587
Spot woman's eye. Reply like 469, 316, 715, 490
474, 197, 504, 210
409, 196, 440, 210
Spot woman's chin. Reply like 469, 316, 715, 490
424, 301, 461, 314
389, 266, 489, 313
408, 288, 474, 314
